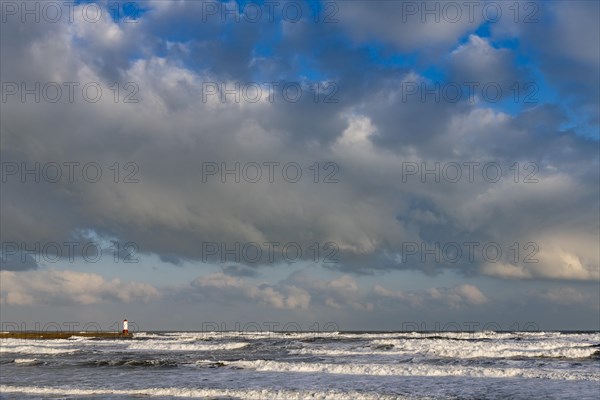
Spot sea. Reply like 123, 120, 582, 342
0, 331, 599, 399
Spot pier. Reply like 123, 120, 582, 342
0, 319, 133, 339
0, 331, 133, 340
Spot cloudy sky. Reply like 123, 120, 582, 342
1, 0, 598, 332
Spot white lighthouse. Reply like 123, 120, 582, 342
123, 319, 129, 335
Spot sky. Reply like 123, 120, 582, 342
0, 0, 599, 332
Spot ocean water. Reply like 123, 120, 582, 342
0, 331, 598, 399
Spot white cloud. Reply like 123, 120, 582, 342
373, 283, 488, 308
449, 35, 519, 88
541, 287, 589, 305
335, 114, 377, 148
481, 232, 600, 281
0, 0, 597, 293
286, 272, 374, 311
192, 273, 311, 310
0, 270, 160, 305
451, 284, 488, 305
336, 0, 481, 52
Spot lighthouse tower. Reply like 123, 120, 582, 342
123, 319, 129, 335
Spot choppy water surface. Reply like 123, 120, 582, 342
1, 331, 599, 399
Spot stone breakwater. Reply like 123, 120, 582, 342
0, 332, 133, 340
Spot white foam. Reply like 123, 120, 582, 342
182, 331, 341, 341
0, 385, 402, 399
131, 332, 164, 339
229, 360, 600, 381
154, 331, 600, 343
0, 337, 117, 354
13, 358, 38, 364
0, 344, 78, 354
333, 331, 599, 342
291, 345, 598, 359
285, 334, 599, 360
0, 337, 250, 354
126, 341, 249, 351
366, 338, 599, 359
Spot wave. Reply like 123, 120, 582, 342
12, 358, 44, 365
125, 341, 249, 352
135, 331, 600, 343
289, 340, 599, 360
0, 345, 78, 355
366, 338, 600, 359
227, 359, 600, 381
0, 385, 403, 399
82, 358, 178, 368
0, 337, 249, 354
157, 331, 342, 341
0, 337, 113, 354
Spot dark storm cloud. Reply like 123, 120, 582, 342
492, 0, 600, 129
0, 252, 38, 271
159, 253, 186, 266
0, 1, 597, 283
